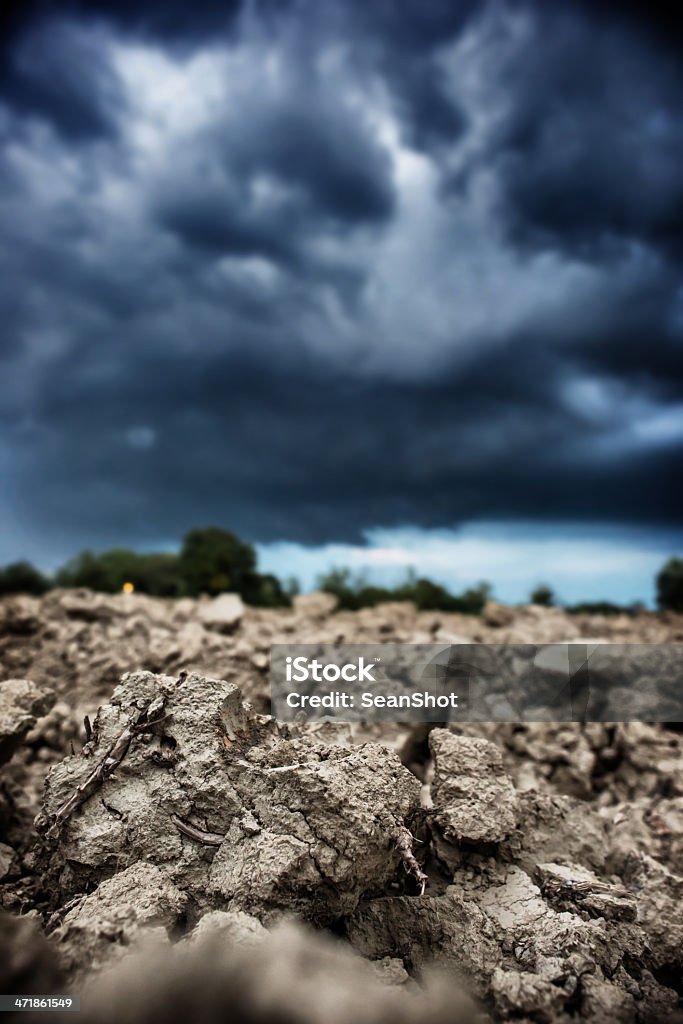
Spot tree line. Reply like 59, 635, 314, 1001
0, 528, 681, 613
0, 528, 290, 607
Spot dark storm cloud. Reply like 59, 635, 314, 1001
154, 87, 396, 263
1, 0, 682, 563
477, 8, 683, 257
0, 0, 246, 51
0, 18, 124, 139
7, 346, 682, 552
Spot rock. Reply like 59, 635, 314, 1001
500, 790, 610, 873
368, 957, 410, 986
187, 910, 267, 946
207, 741, 421, 922
0, 679, 55, 764
491, 967, 566, 1020
471, 865, 659, 1015
56, 589, 120, 622
482, 601, 516, 628
24, 700, 80, 755
0, 596, 41, 635
348, 892, 501, 997
429, 731, 519, 854
0, 841, 18, 879
504, 723, 598, 799
605, 796, 683, 875
198, 594, 245, 632
53, 863, 187, 972
534, 861, 637, 921
618, 853, 683, 971
292, 592, 338, 617
579, 976, 636, 1023
40, 671, 421, 925
174, 621, 208, 662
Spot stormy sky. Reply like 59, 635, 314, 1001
1, 0, 682, 602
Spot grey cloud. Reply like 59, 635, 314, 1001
0, 0, 682, 563
0, 18, 124, 138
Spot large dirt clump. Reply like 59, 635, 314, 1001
38, 670, 421, 927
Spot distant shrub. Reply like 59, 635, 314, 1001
449, 582, 492, 615
530, 584, 555, 607
55, 551, 108, 591
318, 569, 491, 615
317, 568, 362, 610
397, 577, 455, 610
56, 550, 182, 596
565, 600, 631, 616
656, 557, 683, 612
242, 572, 291, 608
0, 561, 51, 596
178, 528, 256, 597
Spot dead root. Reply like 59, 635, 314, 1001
48, 696, 168, 834
171, 814, 225, 847
395, 826, 428, 895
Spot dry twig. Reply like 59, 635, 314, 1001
395, 826, 428, 895
171, 813, 224, 846
50, 701, 166, 832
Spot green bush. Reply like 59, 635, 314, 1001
317, 568, 491, 615
241, 572, 290, 608
317, 568, 362, 610
56, 549, 182, 596
530, 584, 555, 607
565, 600, 630, 616
397, 576, 454, 610
178, 528, 256, 597
55, 551, 109, 591
656, 557, 683, 612
449, 582, 492, 615
0, 561, 51, 595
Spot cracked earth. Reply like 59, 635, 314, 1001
1, 589, 683, 1023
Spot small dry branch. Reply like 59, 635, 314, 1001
171, 813, 224, 847
395, 825, 428, 895
50, 700, 166, 831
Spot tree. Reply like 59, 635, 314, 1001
400, 577, 455, 611
178, 528, 256, 597
656, 557, 683, 612
530, 584, 555, 607
56, 551, 110, 591
242, 572, 290, 607
449, 581, 491, 615
317, 567, 360, 609
566, 600, 628, 616
0, 561, 51, 595
317, 568, 491, 615
132, 553, 183, 596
